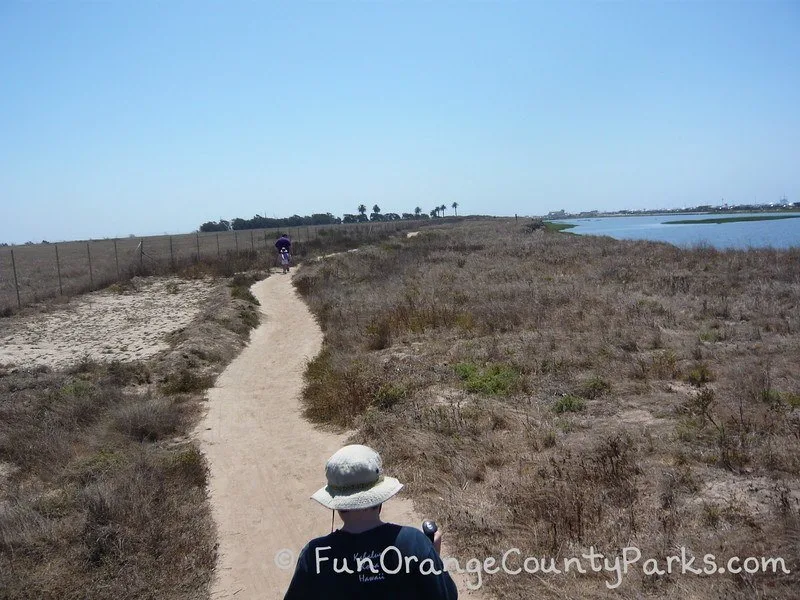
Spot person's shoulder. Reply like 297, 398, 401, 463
297, 531, 339, 557
304, 530, 338, 548
393, 524, 434, 552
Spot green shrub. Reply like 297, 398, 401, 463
761, 388, 782, 406
578, 376, 611, 399
60, 380, 94, 399
454, 362, 521, 396
374, 385, 407, 409
686, 363, 714, 387
230, 285, 259, 305
454, 362, 478, 380
553, 395, 586, 414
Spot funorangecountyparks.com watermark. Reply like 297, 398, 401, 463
274, 545, 791, 590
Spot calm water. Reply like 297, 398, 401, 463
553, 212, 800, 250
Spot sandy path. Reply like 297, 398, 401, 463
198, 267, 483, 599
0, 277, 214, 369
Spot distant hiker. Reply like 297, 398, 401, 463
275, 233, 292, 271
275, 233, 292, 253
280, 248, 291, 274
283, 444, 458, 599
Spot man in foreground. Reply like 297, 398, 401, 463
283, 444, 458, 599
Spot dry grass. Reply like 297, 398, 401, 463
0, 223, 429, 597
0, 273, 262, 598
295, 218, 800, 598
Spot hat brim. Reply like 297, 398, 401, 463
311, 477, 403, 510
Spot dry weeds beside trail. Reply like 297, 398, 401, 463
0, 272, 263, 599
292, 220, 800, 599
197, 266, 484, 600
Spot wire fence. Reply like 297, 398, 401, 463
0, 221, 413, 316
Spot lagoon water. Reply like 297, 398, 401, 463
553, 212, 800, 250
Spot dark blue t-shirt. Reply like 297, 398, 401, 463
283, 523, 458, 599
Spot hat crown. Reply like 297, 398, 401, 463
325, 445, 382, 489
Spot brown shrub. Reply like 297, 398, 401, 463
297, 218, 800, 599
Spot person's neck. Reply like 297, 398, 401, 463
340, 517, 384, 534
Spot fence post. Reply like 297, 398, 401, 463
235, 231, 239, 253
11, 249, 21, 309
264, 231, 268, 252
216, 233, 220, 258
55, 244, 63, 295
170, 236, 174, 269
140, 239, 144, 270
114, 239, 120, 280
196, 232, 200, 261
250, 230, 255, 251
87, 243, 94, 289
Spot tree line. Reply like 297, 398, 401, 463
199, 202, 460, 232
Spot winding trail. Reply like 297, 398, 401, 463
197, 266, 483, 599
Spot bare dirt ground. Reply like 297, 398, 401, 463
197, 266, 484, 599
0, 276, 216, 369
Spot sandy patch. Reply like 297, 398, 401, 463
619, 408, 660, 425
0, 276, 217, 370
406, 231, 420, 238
691, 475, 800, 517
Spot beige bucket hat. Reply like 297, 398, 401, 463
311, 444, 403, 510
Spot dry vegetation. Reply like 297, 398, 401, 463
0, 223, 422, 598
0, 264, 265, 598
294, 218, 800, 598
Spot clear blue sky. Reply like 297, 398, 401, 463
1, 1, 798, 244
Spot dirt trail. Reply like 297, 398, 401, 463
197, 267, 483, 599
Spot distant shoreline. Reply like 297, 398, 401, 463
546, 208, 800, 221
664, 214, 800, 225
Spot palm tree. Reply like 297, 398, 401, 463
430, 208, 438, 218
414, 206, 422, 218
357, 204, 367, 216
452, 201, 458, 216
440, 204, 447, 217
372, 204, 381, 215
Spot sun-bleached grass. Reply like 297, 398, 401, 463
0, 279, 261, 598
296, 218, 799, 599
1, 223, 428, 597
